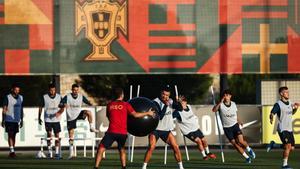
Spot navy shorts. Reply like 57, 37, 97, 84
279, 131, 295, 146
67, 110, 87, 130
223, 123, 242, 141
45, 122, 61, 134
5, 121, 19, 133
185, 129, 204, 142
100, 132, 127, 150
150, 130, 171, 143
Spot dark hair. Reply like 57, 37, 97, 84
181, 96, 187, 102
48, 83, 56, 89
161, 85, 171, 93
72, 83, 79, 89
279, 86, 288, 93
11, 83, 20, 89
222, 89, 232, 97
112, 88, 124, 100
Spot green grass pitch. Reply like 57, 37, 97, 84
0, 149, 299, 169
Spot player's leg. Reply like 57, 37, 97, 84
81, 110, 99, 132
46, 130, 53, 158
6, 122, 18, 157
201, 138, 216, 159
193, 137, 208, 160
142, 132, 158, 169
67, 119, 76, 159
53, 122, 62, 159
166, 132, 184, 169
94, 133, 115, 168
280, 131, 293, 168
236, 134, 255, 159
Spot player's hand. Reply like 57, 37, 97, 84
55, 112, 61, 118
148, 108, 155, 117
293, 103, 299, 109
38, 118, 43, 125
20, 120, 23, 128
1, 121, 5, 128
270, 119, 273, 124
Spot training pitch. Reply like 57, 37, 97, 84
0, 149, 299, 169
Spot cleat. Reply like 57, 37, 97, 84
8, 152, 16, 158
248, 149, 256, 159
267, 140, 275, 152
47, 153, 53, 159
245, 157, 251, 164
90, 127, 99, 133
207, 153, 217, 159
282, 165, 292, 169
203, 156, 209, 160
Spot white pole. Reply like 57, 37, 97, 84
210, 86, 225, 163
128, 85, 133, 161
130, 85, 140, 162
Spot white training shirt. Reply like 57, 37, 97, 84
43, 94, 61, 123
66, 93, 83, 121
276, 100, 294, 132
219, 101, 238, 128
154, 98, 175, 131
177, 105, 199, 135
5, 94, 23, 123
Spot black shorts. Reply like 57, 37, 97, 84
185, 129, 204, 142
45, 122, 61, 134
5, 121, 19, 133
67, 110, 87, 130
150, 130, 171, 143
279, 131, 295, 146
223, 123, 242, 141
100, 132, 127, 150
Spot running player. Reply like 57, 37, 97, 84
174, 96, 216, 160
94, 87, 154, 169
38, 83, 63, 159
270, 86, 299, 169
1, 84, 24, 158
142, 86, 184, 169
56, 83, 99, 159
212, 89, 255, 163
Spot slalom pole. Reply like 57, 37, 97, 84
128, 85, 133, 161
130, 85, 140, 162
210, 86, 225, 163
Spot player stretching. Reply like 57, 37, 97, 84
56, 84, 99, 159
212, 89, 255, 163
174, 96, 216, 160
38, 83, 63, 159
94, 88, 154, 169
270, 86, 299, 169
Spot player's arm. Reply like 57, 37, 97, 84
172, 111, 182, 122
212, 96, 225, 112
270, 103, 280, 124
2, 95, 8, 127
83, 96, 93, 106
172, 98, 183, 111
106, 104, 110, 119
128, 103, 155, 118
153, 101, 167, 120
20, 99, 24, 128
237, 114, 243, 127
292, 102, 299, 114
38, 96, 44, 125
56, 96, 66, 117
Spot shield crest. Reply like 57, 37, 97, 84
92, 11, 111, 40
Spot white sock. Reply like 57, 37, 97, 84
69, 145, 74, 155
242, 152, 249, 159
205, 146, 210, 154
142, 163, 147, 169
246, 146, 251, 152
178, 161, 184, 169
48, 146, 52, 155
10, 146, 14, 153
55, 146, 59, 154
201, 150, 207, 157
90, 123, 94, 129
283, 158, 288, 166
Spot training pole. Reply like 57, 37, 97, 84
210, 86, 225, 163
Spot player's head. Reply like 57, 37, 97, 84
160, 85, 171, 103
112, 87, 124, 100
279, 86, 289, 100
222, 89, 232, 101
71, 83, 80, 95
179, 95, 187, 107
11, 83, 20, 96
48, 83, 56, 96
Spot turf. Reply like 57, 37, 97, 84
0, 149, 299, 169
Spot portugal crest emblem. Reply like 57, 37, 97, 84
75, 0, 127, 61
